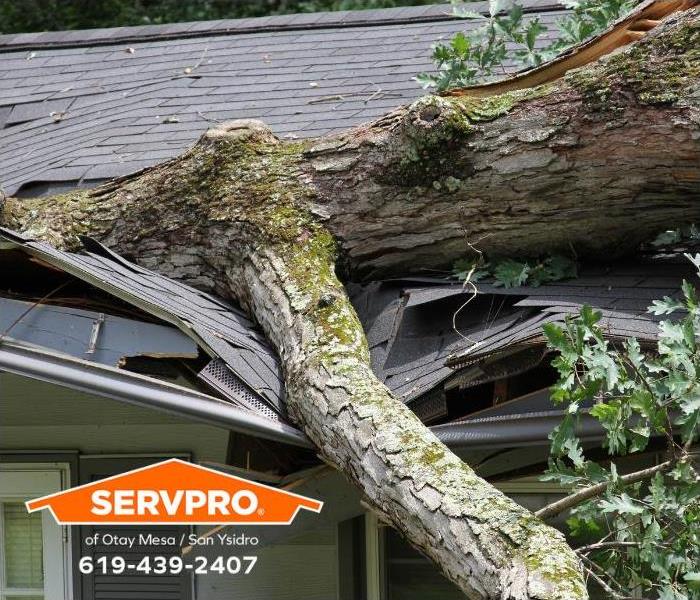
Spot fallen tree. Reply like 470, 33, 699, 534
2, 5, 699, 598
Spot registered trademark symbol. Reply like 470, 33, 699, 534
257, 508, 265, 516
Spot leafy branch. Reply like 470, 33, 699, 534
536, 459, 674, 520
416, 0, 640, 92
537, 254, 700, 599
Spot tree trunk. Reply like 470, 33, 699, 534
2, 7, 699, 599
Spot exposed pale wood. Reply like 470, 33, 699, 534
444, 0, 697, 99
630, 18, 662, 30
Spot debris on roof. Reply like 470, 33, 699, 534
350, 260, 692, 422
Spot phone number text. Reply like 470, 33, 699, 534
79, 555, 257, 575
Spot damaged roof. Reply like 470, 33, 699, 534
1, 225, 688, 432
0, 228, 695, 446
0, 0, 567, 197
0, 227, 285, 421
349, 261, 692, 410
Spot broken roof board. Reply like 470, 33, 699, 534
0, 296, 198, 366
0, 1, 567, 196
352, 263, 691, 403
0, 227, 285, 418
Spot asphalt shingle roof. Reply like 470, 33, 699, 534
0, 1, 566, 196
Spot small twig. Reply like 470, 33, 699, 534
575, 541, 640, 554
364, 87, 383, 104
307, 94, 346, 105
0, 282, 70, 345
535, 460, 673, 520
579, 552, 645, 600
580, 561, 635, 600
192, 46, 209, 70
197, 111, 222, 124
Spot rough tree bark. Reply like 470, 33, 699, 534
2, 7, 699, 599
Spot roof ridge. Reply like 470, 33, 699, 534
0, 0, 563, 52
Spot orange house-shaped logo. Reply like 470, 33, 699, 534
26, 459, 323, 525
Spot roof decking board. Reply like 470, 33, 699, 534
0, 228, 285, 416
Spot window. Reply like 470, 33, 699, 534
0, 465, 70, 600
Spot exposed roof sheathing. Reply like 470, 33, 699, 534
0, 1, 566, 196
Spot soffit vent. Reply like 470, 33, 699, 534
199, 358, 283, 423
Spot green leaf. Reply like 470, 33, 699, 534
676, 409, 700, 444
649, 296, 685, 315
629, 424, 650, 453
562, 436, 585, 467
566, 515, 602, 538
684, 572, 700, 589
585, 348, 620, 389
599, 493, 645, 515
451, 0, 485, 19
590, 402, 618, 421
625, 337, 644, 366
451, 32, 470, 57
543, 323, 575, 358
679, 391, 700, 415
549, 412, 577, 458
579, 304, 602, 329
413, 73, 438, 89
492, 258, 530, 288
525, 17, 546, 50
453, 7, 484, 19
529, 255, 577, 287
682, 279, 697, 310
659, 320, 687, 348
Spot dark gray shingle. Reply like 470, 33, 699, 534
0, 1, 567, 196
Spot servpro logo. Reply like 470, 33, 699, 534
26, 459, 323, 525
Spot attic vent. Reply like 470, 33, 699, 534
199, 358, 281, 422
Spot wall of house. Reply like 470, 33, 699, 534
0, 373, 229, 461
0, 373, 345, 600
195, 526, 339, 600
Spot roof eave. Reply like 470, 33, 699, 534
0, 338, 311, 448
